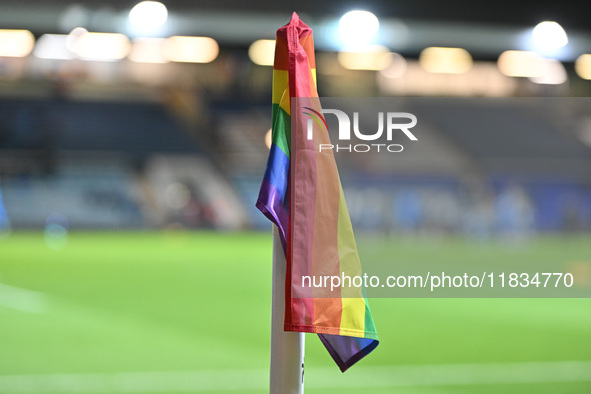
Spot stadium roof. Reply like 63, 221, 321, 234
3, 0, 590, 30
0, 0, 589, 62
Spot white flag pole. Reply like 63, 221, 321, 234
270, 224, 305, 393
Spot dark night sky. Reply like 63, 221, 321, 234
5, 0, 591, 31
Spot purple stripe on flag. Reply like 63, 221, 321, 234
319, 334, 379, 372
257, 143, 291, 250
257, 178, 289, 251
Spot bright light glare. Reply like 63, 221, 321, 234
532, 21, 568, 51
339, 10, 379, 48
419, 47, 473, 74
129, 38, 168, 63
497, 50, 546, 77
66, 27, 88, 51
338, 45, 392, 70
530, 59, 567, 85
129, 1, 168, 30
575, 54, 591, 80
73, 32, 131, 61
0, 29, 35, 57
265, 128, 272, 150
378, 52, 407, 78
34, 34, 74, 60
248, 40, 275, 66
163, 36, 219, 63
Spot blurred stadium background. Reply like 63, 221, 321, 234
0, 1, 591, 393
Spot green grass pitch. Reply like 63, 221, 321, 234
0, 231, 590, 393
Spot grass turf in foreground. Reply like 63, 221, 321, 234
0, 231, 590, 393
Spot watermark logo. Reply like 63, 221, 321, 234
304, 107, 417, 153
302, 107, 328, 139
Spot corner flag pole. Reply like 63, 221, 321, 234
270, 224, 304, 393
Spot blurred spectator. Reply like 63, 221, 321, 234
461, 179, 495, 240
392, 188, 423, 236
495, 183, 535, 241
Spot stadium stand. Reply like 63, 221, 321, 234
1, 95, 591, 234
0, 97, 247, 230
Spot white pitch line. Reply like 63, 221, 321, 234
0, 361, 590, 393
0, 283, 48, 313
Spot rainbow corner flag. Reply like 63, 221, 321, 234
256, 12, 379, 372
